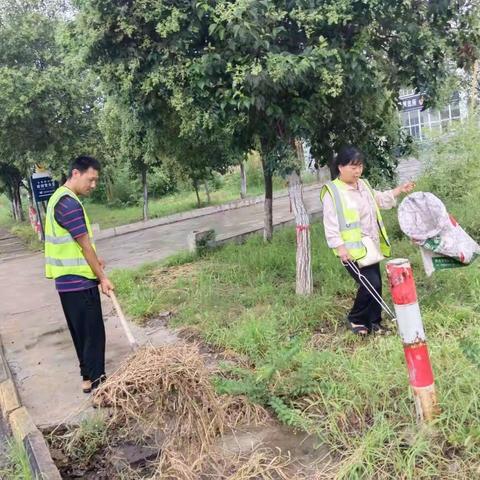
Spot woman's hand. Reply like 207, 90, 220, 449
393, 181, 416, 197
337, 245, 353, 264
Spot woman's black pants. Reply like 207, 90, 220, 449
344, 262, 383, 330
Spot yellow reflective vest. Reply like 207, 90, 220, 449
320, 178, 391, 261
45, 186, 96, 280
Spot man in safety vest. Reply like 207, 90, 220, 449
45, 156, 114, 393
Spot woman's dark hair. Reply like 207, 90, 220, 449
68, 156, 101, 178
334, 146, 364, 177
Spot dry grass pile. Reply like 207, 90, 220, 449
90, 343, 304, 479
95, 343, 226, 454
155, 447, 302, 479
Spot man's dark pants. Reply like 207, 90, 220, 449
344, 262, 382, 330
59, 287, 105, 388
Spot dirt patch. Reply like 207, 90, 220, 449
148, 262, 199, 289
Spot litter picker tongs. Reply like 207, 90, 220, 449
346, 261, 396, 321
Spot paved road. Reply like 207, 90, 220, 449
99, 187, 322, 268
0, 187, 322, 427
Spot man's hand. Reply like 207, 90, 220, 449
337, 245, 353, 264
100, 277, 114, 297
394, 181, 416, 197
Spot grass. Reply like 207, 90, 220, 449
0, 438, 35, 480
111, 120, 480, 478
0, 195, 43, 252
9, 225, 43, 251
110, 225, 480, 478
61, 414, 108, 466
0, 194, 14, 228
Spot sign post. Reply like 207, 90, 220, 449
30, 174, 59, 241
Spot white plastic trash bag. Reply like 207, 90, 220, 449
398, 192, 480, 276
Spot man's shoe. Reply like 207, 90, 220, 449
82, 380, 92, 394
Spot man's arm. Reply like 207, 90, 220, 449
76, 234, 114, 296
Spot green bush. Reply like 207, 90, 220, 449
416, 117, 480, 239
89, 164, 178, 207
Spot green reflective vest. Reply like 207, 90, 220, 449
320, 178, 391, 261
45, 186, 96, 280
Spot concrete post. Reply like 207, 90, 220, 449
386, 258, 440, 423
187, 229, 216, 254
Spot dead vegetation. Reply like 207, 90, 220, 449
148, 263, 199, 289
50, 343, 321, 479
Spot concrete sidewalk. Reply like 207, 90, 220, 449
0, 187, 322, 427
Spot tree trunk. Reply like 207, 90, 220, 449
287, 170, 313, 295
11, 181, 24, 222
6, 183, 15, 220
240, 161, 247, 199
204, 179, 211, 204
470, 59, 479, 111
328, 151, 337, 179
105, 174, 114, 203
193, 179, 201, 208
295, 140, 305, 168
141, 167, 148, 221
262, 159, 273, 242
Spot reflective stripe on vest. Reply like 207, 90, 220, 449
44, 186, 97, 280
44, 234, 73, 245
45, 257, 89, 267
320, 178, 391, 260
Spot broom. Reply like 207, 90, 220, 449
110, 291, 139, 351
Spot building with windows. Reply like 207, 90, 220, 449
398, 89, 468, 140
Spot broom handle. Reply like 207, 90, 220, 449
110, 291, 139, 351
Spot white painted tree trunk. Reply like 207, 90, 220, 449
287, 169, 312, 296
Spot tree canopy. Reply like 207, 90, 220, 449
0, 0, 479, 224
72, 0, 479, 235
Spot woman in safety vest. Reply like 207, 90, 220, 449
321, 146, 415, 336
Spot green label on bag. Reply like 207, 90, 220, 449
424, 237, 442, 252
431, 257, 464, 270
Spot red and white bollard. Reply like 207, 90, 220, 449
386, 258, 440, 423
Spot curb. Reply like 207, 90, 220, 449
0, 335, 61, 479
95, 183, 323, 241
214, 209, 323, 246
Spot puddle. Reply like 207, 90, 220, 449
218, 423, 331, 471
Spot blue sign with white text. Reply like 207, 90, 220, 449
31, 176, 59, 202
